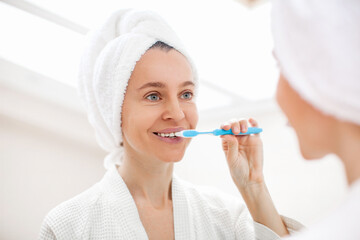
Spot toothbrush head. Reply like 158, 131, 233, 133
174, 131, 184, 137
174, 130, 198, 138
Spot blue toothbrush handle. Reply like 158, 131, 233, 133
212, 127, 262, 136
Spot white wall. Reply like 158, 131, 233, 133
0, 77, 348, 240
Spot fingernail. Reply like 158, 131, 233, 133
233, 127, 239, 133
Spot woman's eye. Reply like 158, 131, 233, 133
181, 92, 193, 100
146, 94, 160, 101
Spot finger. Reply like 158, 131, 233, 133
230, 121, 240, 135
249, 118, 261, 136
221, 135, 238, 160
239, 119, 248, 133
221, 134, 235, 141
220, 122, 231, 130
249, 118, 259, 127
221, 134, 237, 147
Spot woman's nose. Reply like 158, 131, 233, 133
162, 98, 185, 121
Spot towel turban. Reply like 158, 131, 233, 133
271, 0, 360, 125
78, 9, 198, 169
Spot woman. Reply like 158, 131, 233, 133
271, 0, 360, 239
39, 9, 301, 239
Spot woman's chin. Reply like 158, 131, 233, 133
162, 158, 183, 163
152, 146, 187, 163
156, 153, 185, 163
300, 144, 326, 160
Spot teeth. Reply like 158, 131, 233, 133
156, 132, 177, 138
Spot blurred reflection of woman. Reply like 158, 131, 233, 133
272, 0, 360, 239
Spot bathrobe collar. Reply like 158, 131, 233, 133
99, 165, 193, 240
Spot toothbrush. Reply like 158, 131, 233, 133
175, 127, 262, 138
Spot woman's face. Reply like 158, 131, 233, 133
276, 73, 334, 159
121, 48, 198, 163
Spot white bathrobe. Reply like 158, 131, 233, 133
284, 179, 360, 240
39, 165, 302, 240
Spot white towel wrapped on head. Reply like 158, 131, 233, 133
271, 0, 360, 125
78, 9, 198, 169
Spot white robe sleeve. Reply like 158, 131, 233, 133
252, 215, 304, 240
184, 181, 304, 240
38, 219, 57, 240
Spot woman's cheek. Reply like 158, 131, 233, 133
190, 104, 199, 128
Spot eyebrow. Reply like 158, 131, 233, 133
138, 81, 195, 90
181, 81, 195, 88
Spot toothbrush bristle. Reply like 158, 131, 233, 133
174, 130, 194, 138
174, 131, 183, 137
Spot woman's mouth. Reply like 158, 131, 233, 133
153, 128, 185, 143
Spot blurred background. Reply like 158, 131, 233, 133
0, 0, 348, 239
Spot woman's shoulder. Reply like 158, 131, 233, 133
40, 182, 104, 239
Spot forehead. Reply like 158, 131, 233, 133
128, 48, 194, 88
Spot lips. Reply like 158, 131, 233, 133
154, 127, 184, 134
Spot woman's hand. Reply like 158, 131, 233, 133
221, 118, 289, 236
221, 118, 264, 191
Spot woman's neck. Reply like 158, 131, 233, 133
118, 151, 174, 208
336, 121, 360, 185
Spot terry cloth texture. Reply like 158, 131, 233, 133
39, 166, 303, 240
283, 179, 360, 240
272, 0, 360, 125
